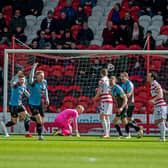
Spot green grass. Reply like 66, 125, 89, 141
0, 136, 168, 168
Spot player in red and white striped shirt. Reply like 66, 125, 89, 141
147, 71, 167, 141
94, 69, 113, 138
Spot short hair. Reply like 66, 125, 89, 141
110, 76, 117, 82
101, 69, 108, 76
150, 71, 158, 80
77, 105, 84, 112
18, 74, 25, 79
121, 72, 129, 78
36, 70, 44, 76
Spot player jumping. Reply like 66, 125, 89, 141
109, 76, 129, 138
5, 74, 31, 137
147, 71, 167, 142
29, 63, 49, 141
95, 69, 113, 138
120, 72, 143, 138
53, 105, 84, 136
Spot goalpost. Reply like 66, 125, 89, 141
2, 49, 168, 135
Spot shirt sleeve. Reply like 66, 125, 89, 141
127, 82, 134, 93
118, 86, 126, 98
98, 79, 104, 89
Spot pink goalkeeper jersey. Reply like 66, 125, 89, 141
54, 109, 78, 129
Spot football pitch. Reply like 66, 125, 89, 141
0, 136, 168, 168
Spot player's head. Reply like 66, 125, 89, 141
18, 74, 25, 85
147, 71, 158, 83
120, 72, 129, 83
76, 105, 84, 114
101, 69, 108, 77
36, 71, 44, 82
109, 76, 117, 87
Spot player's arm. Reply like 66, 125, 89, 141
10, 75, 18, 87
118, 89, 128, 113
149, 86, 162, 104
73, 118, 80, 137
29, 63, 38, 84
126, 83, 133, 98
44, 87, 49, 106
24, 89, 30, 98
94, 87, 102, 101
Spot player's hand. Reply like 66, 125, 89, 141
117, 108, 123, 113
34, 62, 39, 67
149, 99, 155, 104
46, 100, 50, 106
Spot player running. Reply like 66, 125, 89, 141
53, 105, 84, 136
29, 63, 49, 141
109, 76, 130, 138
5, 74, 31, 137
147, 71, 167, 142
120, 72, 143, 138
94, 69, 113, 138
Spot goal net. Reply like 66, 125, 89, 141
1, 49, 168, 135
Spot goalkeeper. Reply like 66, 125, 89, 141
53, 105, 84, 137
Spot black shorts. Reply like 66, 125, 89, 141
127, 105, 135, 118
116, 107, 127, 119
9, 105, 26, 118
29, 105, 45, 117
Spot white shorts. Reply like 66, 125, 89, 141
100, 102, 113, 115
154, 106, 167, 121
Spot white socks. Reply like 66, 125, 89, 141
159, 121, 166, 140
0, 121, 9, 135
102, 119, 108, 135
106, 118, 111, 136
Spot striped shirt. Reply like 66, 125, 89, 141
98, 76, 113, 103
150, 80, 167, 107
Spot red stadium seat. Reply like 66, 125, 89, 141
0, 106, 3, 112
50, 65, 64, 78
48, 85, 55, 92
129, 44, 141, 50
160, 25, 168, 34
87, 106, 96, 113
76, 44, 87, 50
102, 45, 114, 50
77, 96, 90, 110
91, 96, 100, 107
129, 75, 142, 82
49, 106, 57, 113
64, 65, 75, 77
61, 96, 76, 110
115, 44, 127, 50
0, 44, 9, 49
68, 85, 82, 97
55, 85, 68, 94
88, 44, 101, 50
38, 65, 50, 72
138, 85, 147, 92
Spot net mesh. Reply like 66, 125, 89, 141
5, 52, 168, 115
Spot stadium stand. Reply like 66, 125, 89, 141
0, 0, 168, 114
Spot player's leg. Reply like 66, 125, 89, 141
0, 118, 9, 137
100, 102, 108, 137
127, 106, 143, 137
61, 123, 72, 136
113, 116, 123, 137
6, 106, 19, 127
29, 105, 44, 140
19, 105, 33, 137
155, 106, 167, 141
104, 103, 113, 137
